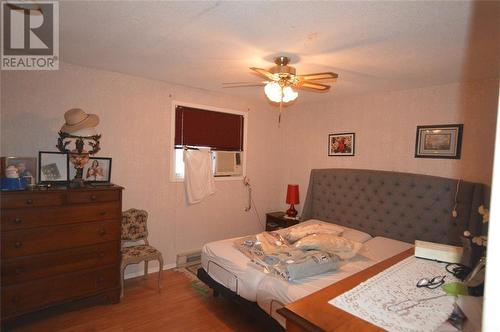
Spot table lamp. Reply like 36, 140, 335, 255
286, 184, 299, 218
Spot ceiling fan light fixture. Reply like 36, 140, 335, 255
264, 82, 283, 103
282, 86, 298, 102
264, 82, 298, 103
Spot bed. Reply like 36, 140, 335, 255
197, 168, 487, 330
200, 220, 376, 302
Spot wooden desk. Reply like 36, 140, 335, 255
277, 248, 414, 332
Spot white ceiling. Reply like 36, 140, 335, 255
59, 1, 499, 105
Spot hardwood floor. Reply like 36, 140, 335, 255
7, 269, 263, 332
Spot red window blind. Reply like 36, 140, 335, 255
175, 105, 244, 151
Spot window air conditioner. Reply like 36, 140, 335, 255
213, 151, 242, 176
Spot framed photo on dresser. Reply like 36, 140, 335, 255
38, 151, 69, 184
70, 157, 112, 183
1, 156, 37, 185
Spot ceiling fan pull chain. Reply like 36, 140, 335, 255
278, 100, 283, 125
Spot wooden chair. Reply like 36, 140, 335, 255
120, 208, 163, 297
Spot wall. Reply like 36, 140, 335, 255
2, 62, 498, 275
0, 62, 284, 275
278, 79, 499, 213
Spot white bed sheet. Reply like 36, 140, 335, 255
256, 236, 414, 327
200, 220, 373, 302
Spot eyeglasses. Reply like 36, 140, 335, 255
416, 275, 446, 289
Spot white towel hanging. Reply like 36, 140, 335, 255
183, 148, 215, 204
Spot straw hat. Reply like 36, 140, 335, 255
60, 108, 99, 133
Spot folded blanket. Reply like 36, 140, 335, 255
269, 250, 339, 281
234, 232, 340, 281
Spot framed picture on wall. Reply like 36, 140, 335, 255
38, 152, 69, 183
328, 133, 355, 156
415, 124, 463, 159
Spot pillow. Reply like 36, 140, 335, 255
342, 228, 372, 243
284, 219, 372, 243
282, 220, 344, 243
294, 234, 363, 260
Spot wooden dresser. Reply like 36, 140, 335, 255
1, 186, 123, 325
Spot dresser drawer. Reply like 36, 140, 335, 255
1, 265, 119, 318
67, 190, 120, 204
1, 201, 121, 231
1, 220, 120, 258
2, 241, 119, 286
1, 192, 65, 209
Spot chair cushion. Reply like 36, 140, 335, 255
122, 245, 161, 261
122, 209, 149, 241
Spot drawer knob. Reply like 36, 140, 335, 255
99, 229, 106, 236
99, 211, 107, 216
98, 252, 105, 258
90, 195, 97, 201
15, 267, 23, 275
26, 199, 33, 205
13, 218, 22, 224
11, 296, 20, 304
14, 241, 23, 248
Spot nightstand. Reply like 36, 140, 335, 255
266, 212, 299, 231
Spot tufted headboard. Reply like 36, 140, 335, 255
301, 169, 487, 246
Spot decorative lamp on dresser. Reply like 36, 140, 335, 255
0, 185, 123, 327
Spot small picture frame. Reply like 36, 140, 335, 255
415, 124, 463, 159
70, 157, 112, 183
1, 157, 37, 185
328, 133, 355, 156
38, 152, 69, 184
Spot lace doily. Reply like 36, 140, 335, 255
329, 256, 457, 332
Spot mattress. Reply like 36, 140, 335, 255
256, 236, 414, 327
200, 219, 374, 302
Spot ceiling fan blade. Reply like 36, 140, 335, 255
222, 83, 266, 88
298, 81, 331, 91
298, 72, 338, 81
250, 67, 275, 80
222, 81, 268, 85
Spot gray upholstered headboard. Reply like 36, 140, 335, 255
301, 169, 487, 246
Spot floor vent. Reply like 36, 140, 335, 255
176, 249, 202, 268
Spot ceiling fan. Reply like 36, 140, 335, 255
223, 56, 338, 105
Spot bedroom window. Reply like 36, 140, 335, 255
171, 102, 247, 181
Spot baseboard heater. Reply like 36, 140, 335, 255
176, 249, 202, 268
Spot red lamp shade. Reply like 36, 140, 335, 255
286, 185, 300, 204
286, 184, 299, 218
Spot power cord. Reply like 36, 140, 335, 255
446, 263, 471, 281
250, 194, 266, 229
243, 176, 266, 229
